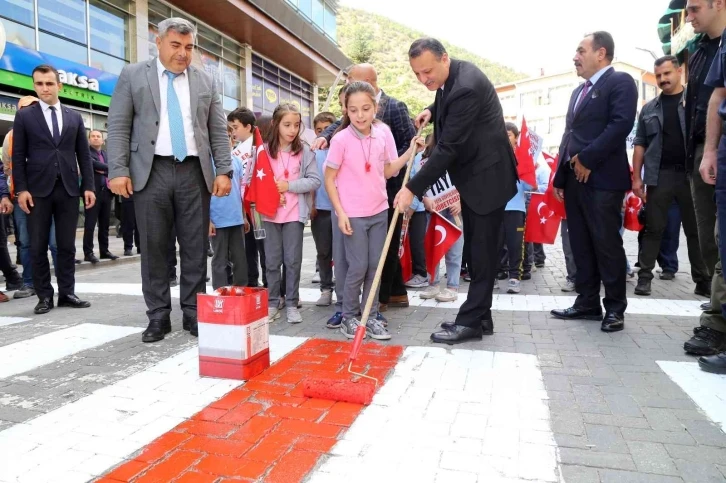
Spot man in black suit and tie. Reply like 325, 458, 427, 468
395, 38, 518, 344
83, 129, 119, 264
550, 32, 638, 332
12, 64, 96, 314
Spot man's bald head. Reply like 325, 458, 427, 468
347, 63, 379, 92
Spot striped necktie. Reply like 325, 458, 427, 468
164, 71, 188, 162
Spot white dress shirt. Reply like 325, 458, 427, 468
155, 58, 198, 157
38, 99, 63, 137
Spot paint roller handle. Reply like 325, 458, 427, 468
348, 325, 367, 362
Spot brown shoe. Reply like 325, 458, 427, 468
0, 291, 8, 303
388, 295, 409, 308
378, 303, 388, 313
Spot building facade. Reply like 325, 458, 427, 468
0, 0, 350, 141
495, 62, 658, 155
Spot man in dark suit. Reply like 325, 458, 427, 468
107, 18, 232, 342
83, 129, 119, 264
550, 32, 638, 332
12, 64, 96, 314
313, 64, 416, 314
395, 38, 518, 345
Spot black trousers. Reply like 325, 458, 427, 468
134, 157, 210, 322
379, 207, 407, 302
455, 201, 504, 327
311, 209, 334, 291
121, 199, 140, 251
498, 211, 526, 280
0, 215, 19, 282
210, 225, 247, 289
638, 168, 708, 283
245, 229, 267, 287
564, 169, 627, 315
408, 211, 428, 278
83, 187, 112, 256
28, 180, 79, 299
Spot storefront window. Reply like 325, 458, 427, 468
252, 55, 313, 127
38, 0, 87, 45
199, 49, 222, 93
223, 61, 240, 100
1, 17, 36, 49
39, 31, 88, 65
0, 0, 34, 27
91, 50, 127, 76
90, 0, 129, 60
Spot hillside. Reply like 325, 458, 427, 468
321, 7, 526, 117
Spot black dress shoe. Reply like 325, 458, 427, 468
84, 254, 100, 264
601, 312, 625, 332
431, 325, 483, 345
634, 279, 651, 296
169, 276, 178, 287
124, 249, 133, 256
57, 294, 91, 308
550, 306, 602, 320
34, 297, 54, 314
695, 281, 712, 297
699, 352, 726, 374
521, 272, 532, 281
441, 319, 494, 335
685, 327, 725, 355
100, 252, 119, 261
659, 272, 675, 281
701, 302, 713, 312
75, 259, 82, 264
183, 315, 198, 337
142, 319, 172, 343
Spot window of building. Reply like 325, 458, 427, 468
548, 85, 573, 107
252, 54, 313, 127
298, 0, 312, 20
520, 91, 542, 109
1, 17, 36, 49
39, 31, 88, 65
643, 83, 657, 101
323, 3, 336, 41
0, 0, 34, 26
91, 49, 127, 75
89, 0, 129, 61
549, 115, 566, 136
38, 0, 87, 45
312, 0, 324, 29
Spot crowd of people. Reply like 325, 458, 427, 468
4, 2, 726, 368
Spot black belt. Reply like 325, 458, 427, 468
153, 155, 200, 162
661, 164, 687, 172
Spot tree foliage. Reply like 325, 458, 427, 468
319, 7, 527, 118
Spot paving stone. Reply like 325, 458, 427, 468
584, 424, 629, 453
0, 405, 43, 423
642, 407, 686, 432
621, 427, 697, 446
558, 447, 637, 471
559, 464, 601, 483
666, 445, 726, 464
582, 413, 651, 429
682, 420, 726, 448
605, 394, 644, 418
627, 441, 679, 476
674, 459, 726, 483
599, 468, 684, 483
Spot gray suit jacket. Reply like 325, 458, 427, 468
106, 58, 231, 192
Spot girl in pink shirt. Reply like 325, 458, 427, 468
325, 81, 422, 341
264, 103, 320, 324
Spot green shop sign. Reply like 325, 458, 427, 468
0, 70, 112, 108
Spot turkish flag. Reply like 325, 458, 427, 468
424, 211, 462, 281
515, 117, 538, 188
542, 152, 566, 219
399, 233, 413, 283
243, 127, 279, 218
623, 191, 644, 231
525, 193, 561, 244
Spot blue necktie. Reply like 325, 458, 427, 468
165, 71, 188, 162
49, 106, 60, 144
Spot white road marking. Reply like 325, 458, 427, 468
70, 283, 705, 317
308, 347, 558, 483
0, 335, 307, 483
0, 317, 31, 328
658, 361, 726, 431
0, 324, 143, 379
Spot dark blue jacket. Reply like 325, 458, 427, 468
553, 67, 638, 192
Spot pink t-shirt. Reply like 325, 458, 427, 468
325, 123, 399, 218
266, 148, 302, 224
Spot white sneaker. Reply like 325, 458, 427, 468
286, 307, 303, 324
507, 279, 521, 294
316, 290, 333, 306
312, 272, 321, 283
404, 274, 428, 288
561, 280, 576, 292
420, 285, 440, 299
268, 307, 281, 322
435, 288, 458, 303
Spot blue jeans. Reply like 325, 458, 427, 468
426, 208, 464, 289
13, 202, 58, 287
656, 200, 681, 274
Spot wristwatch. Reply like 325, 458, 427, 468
225, 170, 234, 179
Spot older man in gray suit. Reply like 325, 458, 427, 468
107, 18, 232, 343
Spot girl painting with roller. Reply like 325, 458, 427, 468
263, 103, 321, 324
324, 81, 424, 341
